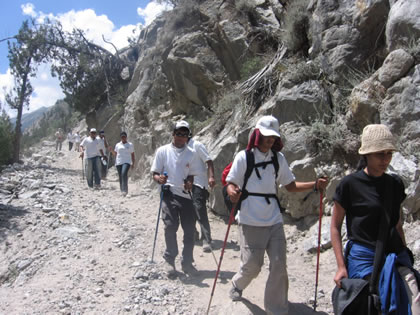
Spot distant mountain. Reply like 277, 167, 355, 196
10, 107, 50, 131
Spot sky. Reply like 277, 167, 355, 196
0, 1, 171, 118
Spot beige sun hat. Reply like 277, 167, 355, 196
358, 124, 397, 155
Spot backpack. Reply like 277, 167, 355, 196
221, 149, 283, 216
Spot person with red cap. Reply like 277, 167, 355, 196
226, 115, 328, 315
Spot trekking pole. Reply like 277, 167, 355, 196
187, 189, 218, 268
82, 156, 84, 180
313, 190, 324, 311
206, 202, 237, 315
151, 172, 167, 263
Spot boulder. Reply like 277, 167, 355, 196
386, 0, 420, 51
377, 49, 414, 88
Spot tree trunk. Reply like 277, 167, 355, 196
12, 105, 23, 163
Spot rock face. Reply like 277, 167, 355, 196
82, 0, 419, 219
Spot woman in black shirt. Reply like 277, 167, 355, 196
331, 124, 419, 314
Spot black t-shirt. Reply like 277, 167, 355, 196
333, 170, 406, 248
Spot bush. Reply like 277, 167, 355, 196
282, 0, 310, 55
0, 112, 14, 166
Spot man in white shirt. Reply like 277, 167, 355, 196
80, 128, 106, 189
151, 120, 199, 277
188, 138, 215, 252
55, 129, 63, 151
112, 131, 135, 196
73, 132, 81, 152
226, 116, 328, 315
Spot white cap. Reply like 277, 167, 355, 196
90, 128, 97, 133
175, 120, 190, 131
255, 116, 281, 137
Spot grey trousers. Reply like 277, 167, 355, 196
192, 185, 211, 242
161, 191, 196, 266
232, 223, 288, 315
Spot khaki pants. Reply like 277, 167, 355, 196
232, 223, 288, 315
398, 266, 420, 315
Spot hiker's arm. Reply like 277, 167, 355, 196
396, 212, 406, 246
226, 182, 242, 203
285, 177, 328, 192
79, 145, 84, 158
130, 153, 135, 169
206, 160, 215, 188
153, 172, 167, 185
331, 201, 348, 288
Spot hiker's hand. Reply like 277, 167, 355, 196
334, 267, 348, 288
184, 180, 193, 192
157, 174, 167, 185
79, 152, 84, 158
227, 184, 241, 203
316, 177, 329, 192
208, 176, 216, 189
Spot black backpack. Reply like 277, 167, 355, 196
222, 148, 284, 216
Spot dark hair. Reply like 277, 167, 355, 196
356, 156, 367, 171
120, 131, 127, 137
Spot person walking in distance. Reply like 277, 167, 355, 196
226, 115, 328, 315
55, 128, 63, 151
188, 136, 216, 252
151, 120, 200, 277
67, 130, 74, 151
331, 124, 419, 314
74, 132, 81, 152
97, 130, 109, 180
111, 132, 135, 197
80, 128, 106, 189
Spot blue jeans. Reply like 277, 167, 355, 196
86, 156, 101, 188
116, 163, 130, 193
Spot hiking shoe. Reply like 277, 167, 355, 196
163, 260, 177, 279
181, 263, 198, 276
229, 285, 242, 301
202, 240, 212, 253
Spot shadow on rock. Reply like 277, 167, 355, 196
0, 203, 28, 242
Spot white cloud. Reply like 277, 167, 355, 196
137, 1, 172, 26
21, 3, 37, 18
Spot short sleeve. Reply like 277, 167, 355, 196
333, 176, 350, 210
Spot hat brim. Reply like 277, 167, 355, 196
259, 127, 280, 138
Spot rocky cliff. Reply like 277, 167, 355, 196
89, 0, 419, 220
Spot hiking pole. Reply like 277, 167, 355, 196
206, 202, 237, 315
151, 172, 167, 263
313, 190, 324, 311
186, 189, 218, 268
82, 156, 84, 180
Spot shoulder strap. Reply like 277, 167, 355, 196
271, 148, 279, 178
369, 175, 394, 295
243, 150, 254, 192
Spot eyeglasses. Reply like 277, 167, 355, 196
175, 132, 189, 138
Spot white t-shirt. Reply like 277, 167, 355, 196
80, 137, 102, 159
114, 141, 134, 165
226, 148, 295, 226
151, 143, 199, 199
96, 136, 106, 153
188, 139, 212, 189
74, 134, 81, 143
67, 133, 74, 142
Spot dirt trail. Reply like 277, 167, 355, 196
0, 146, 357, 314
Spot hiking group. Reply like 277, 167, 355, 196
150, 116, 418, 315
63, 115, 418, 315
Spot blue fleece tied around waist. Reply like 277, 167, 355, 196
346, 242, 412, 315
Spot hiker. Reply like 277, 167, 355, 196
74, 132, 81, 152
67, 130, 74, 151
97, 130, 109, 179
111, 132, 135, 197
331, 124, 420, 314
225, 115, 328, 315
188, 136, 216, 253
55, 128, 63, 151
80, 128, 106, 189
151, 120, 200, 277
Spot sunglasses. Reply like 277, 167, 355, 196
175, 132, 189, 137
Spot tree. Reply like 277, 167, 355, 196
4, 20, 51, 163
0, 102, 14, 166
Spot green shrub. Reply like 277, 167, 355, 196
282, 0, 310, 54
0, 112, 14, 166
